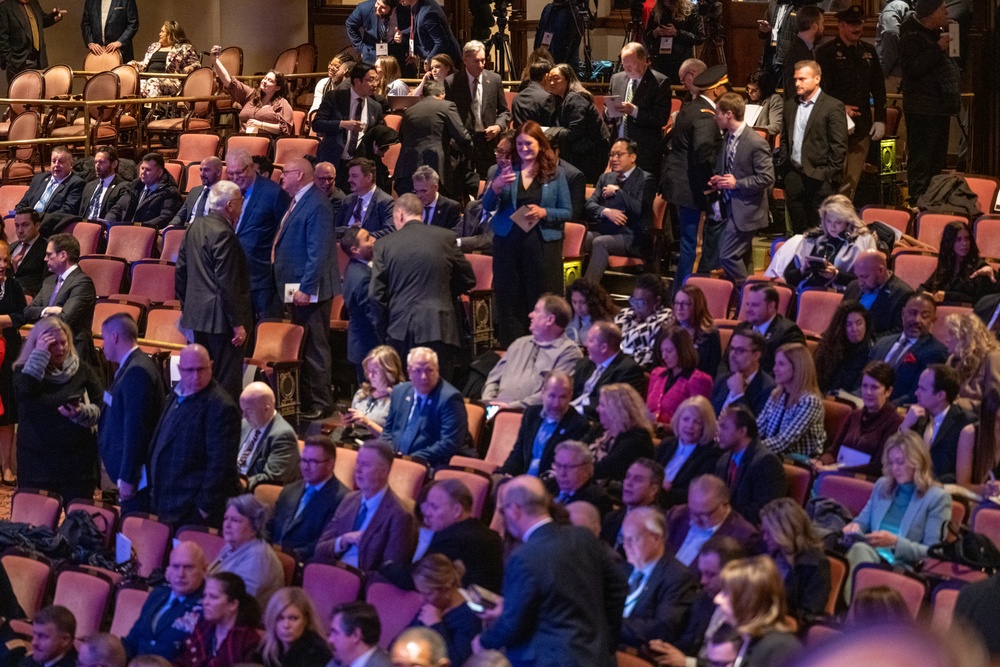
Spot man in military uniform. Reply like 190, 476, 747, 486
816, 5, 887, 200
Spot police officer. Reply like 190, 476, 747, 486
816, 5, 887, 200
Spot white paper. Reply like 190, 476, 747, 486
744, 104, 763, 128
376, 43, 389, 57
116, 532, 132, 564
284, 283, 319, 304
604, 95, 623, 119
541, 32, 553, 47
994, 187, 1000, 214
837, 446, 872, 468
846, 112, 855, 135
660, 36, 673, 54
170, 355, 181, 383
948, 21, 960, 58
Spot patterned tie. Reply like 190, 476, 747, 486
236, 429, 261, 470
11, 243, 28, 271
348, 98, 362, 156
471, 76, 484, 132
723, 133, 737, 204
34, 177, 60, 213
352, 196, 364, 227
87, 183, 104, 219
377, 16, 387, 41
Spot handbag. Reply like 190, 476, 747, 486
926, 522, 1000, 575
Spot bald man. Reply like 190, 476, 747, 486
149, 344, 241, 528
171, 156, 224, 227
313, 161, 347, 217
273, 158, 340, 420
237, 382, 300, 490
842, 249, 913, 337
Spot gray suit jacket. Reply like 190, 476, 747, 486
851, 477, 951, 563
716, 126, 775, 232
242, 413, 300, 490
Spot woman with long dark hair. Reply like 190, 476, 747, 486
920, 220, 999, 304
129, 21, 199, 98
955, 388, 1000, 489
546, 63, 610, 183
176, 572, 262, 667
210, 46, 293, 137
813, 301, 874, 394
565, 278, 619, 345
643, 0, 706, 83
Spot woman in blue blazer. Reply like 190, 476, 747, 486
482, 121, 572, 347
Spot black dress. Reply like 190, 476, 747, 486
556, 91, 610, 183
0, 277, 27, 425
643, 11, 706, 83
260, 630, 332, 667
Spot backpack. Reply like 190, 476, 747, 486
926, 523, 1000, 575
916, 173, 981, 217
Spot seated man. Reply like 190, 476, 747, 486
169, 156, 223, 227
601, 458, 665, 553
571, 321, 647, 420
123, 541, 206, 661
620, 507, 698, 649
482, 295, 582, 409
17, 147, 85, 219
713, 406, 786, 526
268, 436, 349, 562
24, 605, 77, 667
106, 152, 182, 229
412, 166, 462, 229
237, 382, 300, 490
711, 329, 776, 416
900, 364, 975, 483
548, 440, 614, 516
843, 249, 912, 338
731, 283, 805, 375
80, 145, 130, 221
335, 157, 394, 238
497, 370, 590, 478
665, 474, 762, 566
583, 139, 654, 283
9, 208, 49, 297
79, 634, 126, 667
327, 602, 391, 667
869, 292, 948, 405
313, 440, 417, 571
381, 347, 467, 467
453, 198, 494, 254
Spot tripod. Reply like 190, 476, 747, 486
485, 3, 516, 80
568, 0, 596, 80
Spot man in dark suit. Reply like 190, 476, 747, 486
123, 541, 206, 660
710, 93, 776, 284
869, 292, 948, 405
99, 313, 164, 515
81, 0, 138, 62
0, 0, 66, 78
148, 344, 241, 529
607, 42, 673, 179
410, 166, 462, 231
397, 0, 462, 64
175, 181, 253, 403
844, 250, 913, 338
22, 605, 77, 667
714, 406, 786, 526
314, 440, 417, 571
9, 208, 49, 297
169, 156, 223, 227
664, 65, 726, 285
313, 161, 347, 219
778, 59, 848, 233
335, 157, 395, 239
901, 364, 976, 482
601, 458, 664, 552
17, 147, 85, 221
446, 40, 511, 182
313, 63, 385, 183
380, 347, 468, 467
571, 321, 647, 420
394, 82, 471, 197
512, 59, 557, 127
370, 193, 475, 380
226, 148, 289, 323
548, 441, 615, 516
106, 152, 183, 230
237, 382, 300, 490
712, 330, 776, 417
584, 138, 654, 282
781, 6, 824, 99
498, 371, 590, 478
79, 145, 130, 221
340, 227, 380, 383
731, 283, 805, 376
273, 159, 340, 420
476, 475, 628, 666
665, 474, 763, 566
535, 1, 581, 67
619, 507, 698, 649
346, 0, 403, 65
268, 436, 348, 562
328, 602, 393, 667
19, 233, 96, 361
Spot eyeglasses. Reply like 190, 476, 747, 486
494, 149, 511, 157
552, 461, 587, 472
608, 151, 628, 158
628, 297, 648, 308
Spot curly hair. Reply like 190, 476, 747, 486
651, 0, 693, 23
566, 278, 619, 322
814, 302, 873, 391
927, 220, 981, 291
597, 383, 655, 437
945, 311, 999, 384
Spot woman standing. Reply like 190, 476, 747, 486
672, 284, 722, 376
258, 588, 332, 667
757, 343, 826, 459
483, 121, 572, 346
0, 240, 27, 485
410, 54, 456, 97
129, 21, 200, 98
210, 46, 293, 137
745, 69, 782, 138
643, 0, 706, 83
546, 63, 610, 183
309, 55, 353, 117
176, 572, 262, 667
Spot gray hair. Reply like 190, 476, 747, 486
392, 627, 448, 663
207, 181, 242, 212
226, 494, 269, 537
80, 633, 126, 667
407, 346, 439, 367
554, 440, 594, 464
412, 165, 440, 186
463, 40, 486, 55
225, 147, 253, 170
625, 505, 666, 538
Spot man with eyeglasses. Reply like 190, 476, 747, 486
711, 330, 775, 417
665, 473, 761, 567
268, 435, 348, 562
583, 139, 655, 283
546, 440, 613, 516
175, 181, 253, 403
313, 161, 347, 218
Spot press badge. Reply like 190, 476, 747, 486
660, 37, 673, 53
376, 43, 389, 57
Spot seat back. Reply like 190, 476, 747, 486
274, 546, 295, 586
852, 564, 926, 618
11, 489, 62, 529
43, 65, 73, 100
302, 562, 364, 629
815, 474, 874, 516
796, 290, 844, 337
174, 525, 225, 562
291, 109, 306, 136
388, 456, 429, 502
179, 68, 217, 117
65, 499, 119, 546
1, 553, 50, 618
144, 306, 186, 345
251, 320, 305, 363
433, 467, 492, 518
273, 48, 299, 75
931, 585, 960, 631
974, 216, 1000, 260
382, 143, 401, 177
485, 410, 524, 467
4, 110, 40, 174
294, 43, 318, 74
109, 587, 150, 637
860, 206, 912, 235
68, 221, 103, 253
0, 185, 30, 217
121, 514, 171, 578
736, 280, 793, 319
825, 553, 847, 615
83, 50, 122, 73
962, 175, 999, 215
684, 275, 733, 319
365, 581, 424, 648
916, 212, 965, 246
176, 133, 220, 165
892, 252, 938, 291
273, 137, 319, 166
161, 226, 187, 262
465, 253, 493, 291
218, 46, 244, 77
225, 133, 271, 158
7, 70, 45, 117
53, 568, 113, 638
335, 445, 359, 490
129, 260, 177, 303
783, 463, 811, 506
822, 399, 854, 451
92, 298, 145, 337
465, 402, 486, 450
111, 64, 139, 97
82, 71, 120, 122
106, 225, 156, 263
971, 506, 1000, 548
384, 114, 402, 132
616, 650, 655, 667
562, 222, 587, 258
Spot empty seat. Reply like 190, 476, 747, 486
52, 567, 114, 638
78, 256, 127, 297
892, 252, 938, 291
11, 489, 62, 529
175, 133, 221, 167
974, 215, 1000, 261
273, 137, 319, 167
121, 513, 171, 578
109, 586, 151, 637
2, 553, 50, 618
225, 133, 271, 159
161, 226, 186, 263
302, 561, 364, 630
115, 259, 177, 305
67, 221, 103, 254
815, 473, 874, 516
388, 456, 429, 502
106, 224, 157, 263
92, 298, 146, 338
143, 306, 185, 346
860, 205, 911, 236
961, 174, 999, 215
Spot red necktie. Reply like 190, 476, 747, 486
11, 243, 28, 271
727, 458, 738, 486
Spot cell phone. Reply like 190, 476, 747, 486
65, 394, 83, 405
843, 532, 866, 546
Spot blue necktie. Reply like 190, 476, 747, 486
34, 177, 60, 213
399, 396, 425, 454
293, 485, 318, 521
352, 499, 369, 531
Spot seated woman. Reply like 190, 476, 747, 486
129, 21, 200, 98
672, 284, 722, 376
919, 220, 999, 304
654, 395, 721, 507
814, 361, 902, 478
409, 554, 481, 667
208, 495, 285, 606
783, 195, 878, 292
842, 431, 951, 593
342, 345, 405, 439
713, 556, 802, 667
586, 383, 656, 484
759, 498, 831, 625
845, 585, 911, 627
565, 278, 618, 346
757, 343, 826, 459
410, 54, 455, 97
955, 388, 1000, 490
646, 326, 713, 428
545, 63, 610, 183
257, 587, 332, 667
210, 46, 293, 137
944, 312, 1000, 413
813, 302, 874, 394
309, 54, 353, 117
176, 572, 262, 667
614, 273, 674, 370
745, 69, 782, 138
376, 55, 410, 97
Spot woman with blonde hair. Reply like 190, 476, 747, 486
587, 383, 656, 483
128, 21, 200, 98
944, 311, 1000, 413
759, 498, 831, 624
375, 55, 409, 97
713, 555, 801, 667
757, 343, 825, 458
258, 587, 331, 667
343, 345, 405, 437
654, 395, 721, 507
784, 194, 878, 292
409, 554, 481, 666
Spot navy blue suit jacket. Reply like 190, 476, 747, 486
18, 172, 86, 216
346, 0, 387, 64
584, 168, 654, 240
98, 348, 164, 486
498, 405, 590, 477
710, 370, 776, 417
410, 0, 462, 62
81, 0, 139, 62
343, 258, 380, 365
869, 332, 949, 405
381, 379, 467, 467
312, 89, 385, 165
236, 175, 290, 293
268, 475, 349, 561
619, 555, 699, 648
122, 584, 204, 660
335, 187, 395, 239
272, 185, 340, 301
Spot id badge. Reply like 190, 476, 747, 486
409, 38, 415, 55
660, 36, 673, 53
542, 32, 554, 47
376, 42, 389, 57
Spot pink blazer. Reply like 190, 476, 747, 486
646, 367, 713, 425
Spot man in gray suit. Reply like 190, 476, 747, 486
237, 382, 299, 491
709, 92, 775, 284
393, 80, 471, 198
